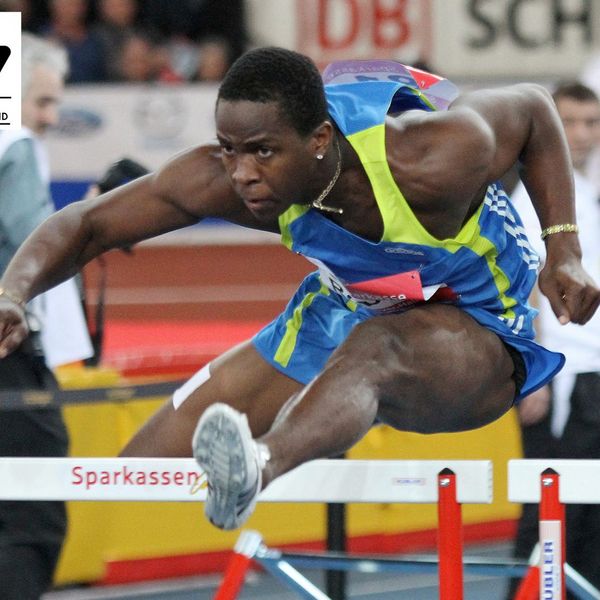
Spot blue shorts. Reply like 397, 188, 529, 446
252, 272, 564, 401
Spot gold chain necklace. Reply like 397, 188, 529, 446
312, 139, 343, 215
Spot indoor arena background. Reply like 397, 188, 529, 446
8, 0, 600, 597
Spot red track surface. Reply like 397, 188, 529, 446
83, 243, 313, 376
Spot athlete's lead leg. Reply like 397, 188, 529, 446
194, 303, 518, 529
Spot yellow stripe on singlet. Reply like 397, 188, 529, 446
347, 124, 518, 315
274, 282, 331, 368
346, 124, 483, 248
279, 204, 310, 250
470, 229, 517, 317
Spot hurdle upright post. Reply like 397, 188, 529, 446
539, 468, 566, 600
437, 468, 463, 600
214, 530, 263, 600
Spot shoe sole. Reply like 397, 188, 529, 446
193, 403, 258, 530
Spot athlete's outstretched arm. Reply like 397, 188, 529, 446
449, 84, 600, 325
0, 145, 253, 356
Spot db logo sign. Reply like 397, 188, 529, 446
0, 46, 10, 74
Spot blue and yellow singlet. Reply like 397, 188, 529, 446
253, 62, 564, 400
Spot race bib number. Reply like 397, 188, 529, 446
308, 258, 455, 315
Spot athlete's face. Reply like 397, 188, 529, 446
215, 99, 320, 220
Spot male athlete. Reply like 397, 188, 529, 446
0, 48, 598, 530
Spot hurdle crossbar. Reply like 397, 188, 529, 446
0, 457, 492, 503
508, 459, 600, 504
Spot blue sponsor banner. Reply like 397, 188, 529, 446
51, 180, 93, 210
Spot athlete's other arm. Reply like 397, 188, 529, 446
0, 144, 255, 356
411, 83, 599, 325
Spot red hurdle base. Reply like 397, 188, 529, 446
514, 564, 540, 600
214, 531, 263, 600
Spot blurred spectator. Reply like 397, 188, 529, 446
92, 0, 139, 81
117, 31, 158, 83
110, 30, 181, 84
0, 0, 34, 29
0, 32, 93, 599
40, 0, 106, 83
580, 52, 600, 193
163, 36, 200, 82
139, 0, 247, 64
20, 0, 246, 84
507, 81, 600, 597
193, 36, 231, 82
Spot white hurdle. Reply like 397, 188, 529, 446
0, 457, 492, 599
0, 457, 492, 503
509, 460, 600, 600
509, 459, 600, 504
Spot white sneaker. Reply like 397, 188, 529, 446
192, 403, 268, 530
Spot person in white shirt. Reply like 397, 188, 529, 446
0, 34, 92, 599
509, 81, 600, 595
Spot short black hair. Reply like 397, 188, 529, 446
552, 81, 599, 104
217, 46, 328, 136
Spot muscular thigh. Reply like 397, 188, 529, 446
120, 340, 303, 457
337, 304, 516, 433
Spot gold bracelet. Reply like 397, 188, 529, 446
0, 287, 26, 309
540, 223, 579, 240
